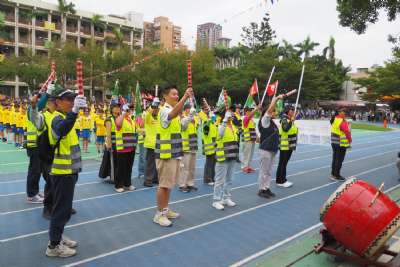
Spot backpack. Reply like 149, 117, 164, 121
37, 120, 61, 164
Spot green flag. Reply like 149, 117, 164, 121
244, 94, 256, 109
135, 81, 142, 116
216, 88, 225, 110
276, 99, 284, 113
112, 79, 120, 96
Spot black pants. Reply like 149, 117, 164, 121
26, 147, 42, 197
42, 162, 52, 212
203, 154, 216, 183
49, 174, 77, 245
144, 148, 158, 184
115, 151, 134, 189
276, 150, 293, 184
331, 144, 347, 177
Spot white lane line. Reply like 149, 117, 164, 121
1, 144, 397, 214
230, 177, 400, 267
1, 150, 396, 242
62, 162, 397, 267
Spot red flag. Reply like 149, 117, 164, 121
267, 80, 279, 97
249, 79, 258, 96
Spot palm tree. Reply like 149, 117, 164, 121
57, 0, 76, 43
295, 36, 319, 59
322, 36, 336, 62
278, 39, 298, 59
112, 27, 124, 47
91, 14, 104, 36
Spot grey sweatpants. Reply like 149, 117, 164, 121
258, 149, 276, 190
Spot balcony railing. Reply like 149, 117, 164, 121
19, 36, 30, 44
81, 27, 91, 35
95, 31, 104, 38
18, 16, 31, 25
35, 20, 45, 27
35, 38, 45, 46
5, 14, 15, 22
67, 25, 77, 33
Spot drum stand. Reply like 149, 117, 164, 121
314, 229, 399, 267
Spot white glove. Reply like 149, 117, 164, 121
122, 104, 130, 113
72, 96, 87, 113
223, 111, 232, 123
153, 97, 160, 105
47, 83, 55, 95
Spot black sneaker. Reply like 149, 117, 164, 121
71, 208, 77, 215
337, 175, 346, 181
257, 190, 270, 199
265, 188, 276, 197
179, 186, 190, 193
187, 186, 198, 192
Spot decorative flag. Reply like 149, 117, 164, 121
135, 81, 142, 116
216, 88, 225, 110
187, 60, 192, 87
267, 80, 279, 97
76, 59, 84, 96
244, 94, 256, 109
112, 79, 120, 96
249, 79, 258, 96
276, 99, 284, 113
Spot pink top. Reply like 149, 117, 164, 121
339, 117, 352, 144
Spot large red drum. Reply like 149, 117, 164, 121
320, 177, 400, 258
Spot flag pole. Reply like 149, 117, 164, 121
294, 65, 305, 114
256, 78, 260, 103
261, 66, 275, 106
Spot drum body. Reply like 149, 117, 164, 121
320, 178, 400, 257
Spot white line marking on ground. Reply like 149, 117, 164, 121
62, 162, 397, 267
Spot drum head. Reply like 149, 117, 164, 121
320, 177, 357, 221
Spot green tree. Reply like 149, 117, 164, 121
295, 36, 320, 59
353, 51, 400, 101
241, 13, 276, 52
322, 36, 336, 62
57, 0, 76, 43
337, 0, 400, 34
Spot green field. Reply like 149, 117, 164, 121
351, 123, 394, 132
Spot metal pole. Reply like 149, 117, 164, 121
294, 65, 305, 114
261, 66, 276, 105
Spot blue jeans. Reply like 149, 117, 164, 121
138, 143, 146, 177
213, 160, 236, 201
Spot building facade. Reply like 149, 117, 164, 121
143, 16, 183, 50
0, 0, 144, 98
197, 22, 223, 49
341, 68, 372, 102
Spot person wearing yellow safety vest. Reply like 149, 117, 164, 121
242, 106, 259, 173
3, 104, 12, 143
276, 105, 298, 188
105, 103, 122, 183
330, 108, 352, 181
233, 104, 243, 163
45, 86, 87, 258
153, 86, 193, 227
178, 103, 199, 193
202, 108, 217, 185
212, 106, 239, 210
113, 103, 137, 193
143, 99, 160, 187
29, 91, 60, 219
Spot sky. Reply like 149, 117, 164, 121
46, 0, 400, 71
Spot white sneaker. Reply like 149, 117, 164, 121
153, 212, 172, 227
207, 182, 215, 186
124, 185, 135, 191
46, 243, 76, 258
27, 194, 44, 204
222, 199, 236, 207
166, 209, 180, 219
61, 235, 78, 248
115, 188, 124, 193
212, 201, 224, 210
276, 181, 293, 188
